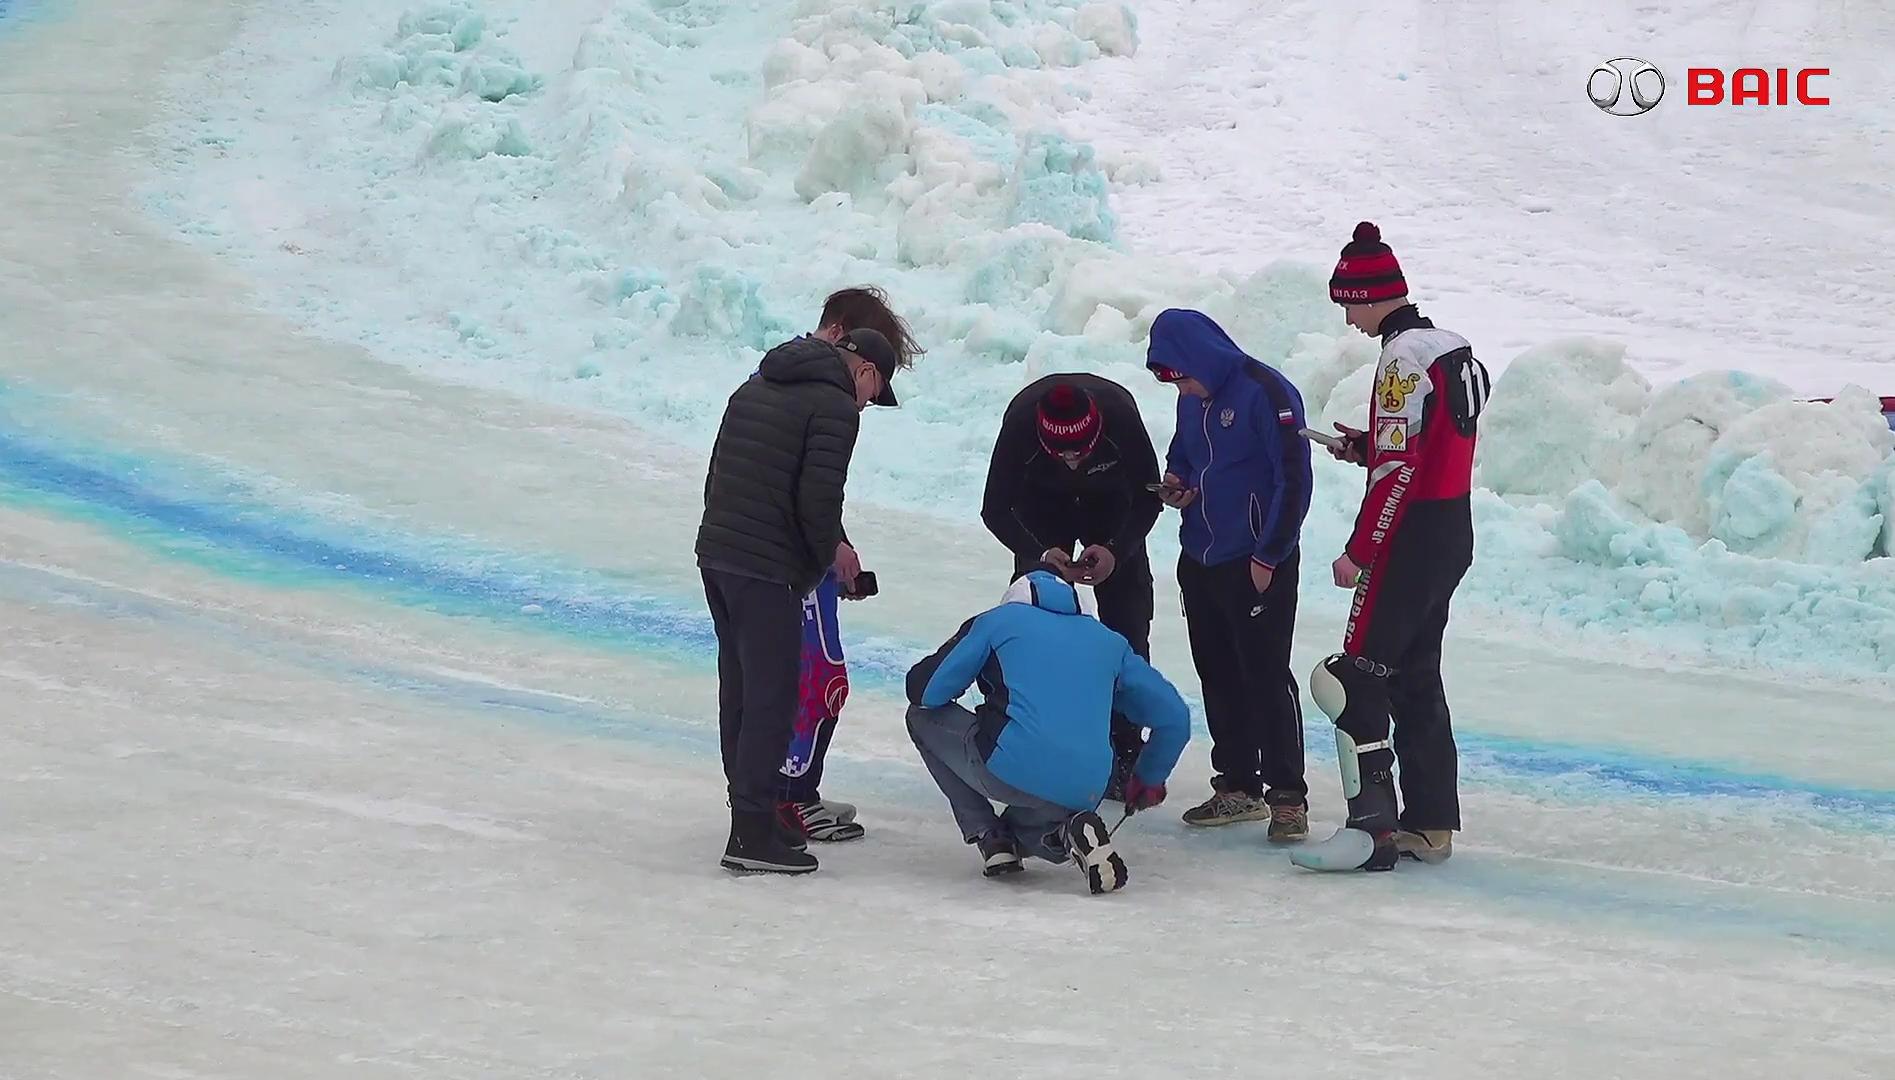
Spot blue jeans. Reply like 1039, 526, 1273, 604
906, 704, 1074, 863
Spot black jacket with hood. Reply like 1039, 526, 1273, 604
696, 336, 861, 594
980, 373, 1162, 562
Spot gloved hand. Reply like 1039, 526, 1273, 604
1122, 775, 1166, 812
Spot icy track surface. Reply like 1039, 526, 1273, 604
2, 1, 1893, 1077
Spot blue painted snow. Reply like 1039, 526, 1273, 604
2, 420, 1889, 827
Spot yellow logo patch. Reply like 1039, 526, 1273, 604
1377, 364, 1420, 412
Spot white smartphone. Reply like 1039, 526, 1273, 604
1298, 426, 1347, 451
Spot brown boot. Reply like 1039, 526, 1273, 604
1394, 829, 1452, 864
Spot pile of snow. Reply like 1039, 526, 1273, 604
144, 0, 1276, 513
1472, 348, 1895, 565
140, 0, 1895, 676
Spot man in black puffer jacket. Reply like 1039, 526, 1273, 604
698, 326, 903, 874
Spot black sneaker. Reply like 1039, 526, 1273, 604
1063, 811, 1128, 895
976, 831, 1024, 878
721, 810, 817, 875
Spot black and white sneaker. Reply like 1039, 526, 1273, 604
1063, 811, 1128, 895
976, 831, 1024, 878
792, 799, 865, 842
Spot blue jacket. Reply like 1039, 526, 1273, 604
1147, 309, 1313, 569
905, 570, 1192, 810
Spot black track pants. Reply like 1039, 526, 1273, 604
1177, 549, 1307, 802
702, 568, 803, 815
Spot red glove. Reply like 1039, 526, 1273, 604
1123, 775, 1166, 812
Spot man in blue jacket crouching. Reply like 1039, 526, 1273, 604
905, 567, 1193, 894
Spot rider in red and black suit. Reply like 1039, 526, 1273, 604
1298, 222, 1491, 873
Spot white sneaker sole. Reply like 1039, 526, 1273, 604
1067, 813, 1129, 894
982, 852, 1024, 878
719, 854, 817, 875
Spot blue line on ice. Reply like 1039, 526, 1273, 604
0, 0, 58, 29
2, 422, 1890, 825
3, 556, 1888, 960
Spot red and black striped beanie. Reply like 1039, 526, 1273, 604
1328, 221, 1407, 305
1036, 384, 1101, 456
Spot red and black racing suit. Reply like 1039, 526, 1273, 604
1334, 304, 1488, 833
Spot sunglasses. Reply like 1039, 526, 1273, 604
1150, 364, 1186, 383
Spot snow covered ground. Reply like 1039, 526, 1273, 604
1072, 0, 1895, 391
2, 0, 1892, 1077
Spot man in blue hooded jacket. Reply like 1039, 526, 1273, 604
905, 568, 1192, 894
1146, 308, 1314, 838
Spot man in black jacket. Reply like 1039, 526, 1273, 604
698, 326, 903, 874
979, 374, 1163, 796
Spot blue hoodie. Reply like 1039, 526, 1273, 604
905, 570, 1193, 811
1146, 309, 1313, 569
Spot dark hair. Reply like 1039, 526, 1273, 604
819, 286, 922, 369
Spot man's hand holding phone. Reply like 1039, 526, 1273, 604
1073, 544, 1115, 585
1310, 423, 1368, 465
1040, 547, 1075, 577
1153, 472, 1197, 509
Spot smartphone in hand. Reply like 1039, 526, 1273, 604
1298, 427, 1347, 451
844, 571, 878, 599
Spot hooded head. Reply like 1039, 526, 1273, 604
1000, 568, 1081, 615
1145, 309, 1253, 397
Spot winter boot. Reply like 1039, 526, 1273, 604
1266, 798, 1309, 843
976, 830, 1024, 878
722, 810, 817, 875
1181, 785, 1271, 827
1395, 829, 1453, 864
1064, 811, 1128, 895
774, 802, 809, 852
792, 799, 865, 842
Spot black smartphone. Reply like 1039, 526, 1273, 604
848, 571, 878, 598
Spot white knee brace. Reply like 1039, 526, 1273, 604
1310, 654, 1393, 802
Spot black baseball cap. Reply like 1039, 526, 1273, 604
837, 328, 900, 407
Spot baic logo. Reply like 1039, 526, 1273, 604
1687, 67, 1830, 105
1588, 57, 1666, 115
1589, 58, 1831, 114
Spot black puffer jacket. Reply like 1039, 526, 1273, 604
696, 336, 861, 594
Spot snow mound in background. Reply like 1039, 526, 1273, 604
1472, 346, 1894, 564
143, 0, 1895, 676
148, 0, 1282, 507
1477, 339, 1650, 500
